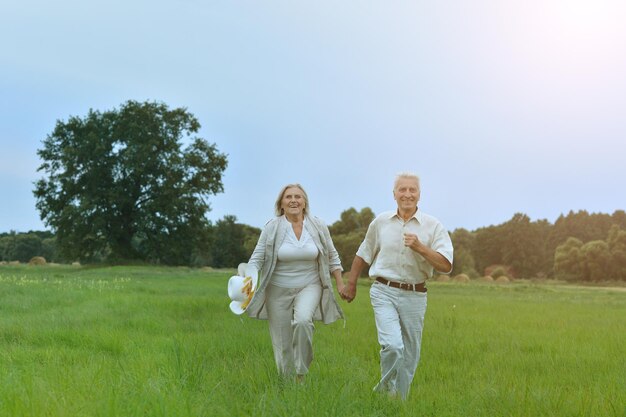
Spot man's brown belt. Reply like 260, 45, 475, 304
375, 277, 427, 293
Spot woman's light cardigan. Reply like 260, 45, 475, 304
246, 215, 345, 324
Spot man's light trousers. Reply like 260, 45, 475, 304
370, 280, 427, 399
266, 282, 322, 376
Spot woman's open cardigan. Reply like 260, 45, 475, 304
246, 215, 345, 324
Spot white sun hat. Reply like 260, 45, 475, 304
228, 264, 259, 315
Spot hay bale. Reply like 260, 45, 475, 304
485, 264, 514, 279
28, 256, 47, 265
495, 276, 510, 284
436, 274, 450, 282
478, 275, 494, 282
0, 261, 7, 265
8, 261, 20, 265
453, 273, 470, 283
71, 261, 81, 267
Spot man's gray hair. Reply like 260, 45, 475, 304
274, 183, 310, 216
394, 172, 420, 190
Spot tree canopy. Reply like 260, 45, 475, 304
33, 100, 227, 264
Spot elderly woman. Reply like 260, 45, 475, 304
246, 183, 345, 382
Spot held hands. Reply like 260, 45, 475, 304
339, 281, 357, 303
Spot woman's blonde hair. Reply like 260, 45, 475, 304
274, 184, 310, 216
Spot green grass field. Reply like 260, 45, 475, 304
1, 265, 624, 417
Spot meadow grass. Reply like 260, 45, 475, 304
0, 265, 624, 417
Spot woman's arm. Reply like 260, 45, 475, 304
316, 217, 345, 292
331, 267, 345, 294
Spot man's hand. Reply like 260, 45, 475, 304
404, 233, 452, 272
403, 233, 422, 251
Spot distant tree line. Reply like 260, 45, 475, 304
3, 209, 626, 282
0, 231, 57, 263
451, 209, 626, 282
0, 217, 260, 268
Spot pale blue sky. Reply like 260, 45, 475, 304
2, 0, 625, 233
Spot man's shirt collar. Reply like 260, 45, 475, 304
390, 207, 422, 223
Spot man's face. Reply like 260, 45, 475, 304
393, 178, 420, 211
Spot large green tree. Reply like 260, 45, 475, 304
34, 100, 227, 264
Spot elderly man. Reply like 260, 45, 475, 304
340, 172, 453, 399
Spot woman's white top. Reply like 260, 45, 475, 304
271, 218, 320, 288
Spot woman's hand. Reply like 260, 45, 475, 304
336, 281, 346, 295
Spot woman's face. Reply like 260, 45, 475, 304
281, 187, 306, 218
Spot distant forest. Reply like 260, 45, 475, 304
2, 209, 625, 282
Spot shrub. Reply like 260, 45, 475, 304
489, 266, 509, 279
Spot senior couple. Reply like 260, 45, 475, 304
243, 172, 453, 399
